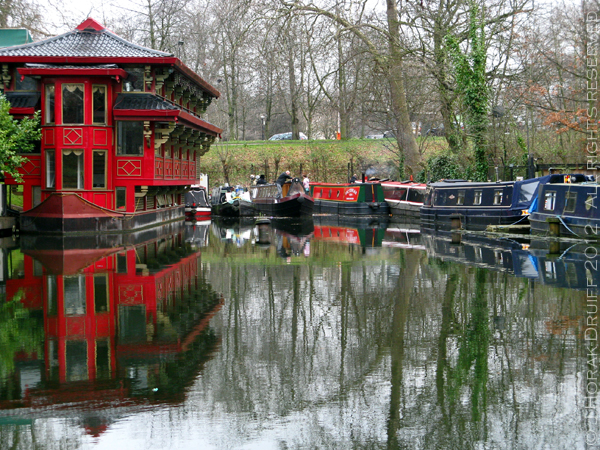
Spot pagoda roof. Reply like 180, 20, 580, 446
0, 18, 221, 98
0, 18, 172, 59
113, 93, 222, 136
114, 93, 179, 111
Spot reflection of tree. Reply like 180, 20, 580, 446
0, 293, 44, 398
387, 250, 422, 449
199, 244, 591, 448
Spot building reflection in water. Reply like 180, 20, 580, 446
0, 223, 223, 436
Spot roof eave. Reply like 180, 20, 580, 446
18, 67, 129, 78
173, 60, 220, 99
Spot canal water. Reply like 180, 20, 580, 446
0, 217, 597, 449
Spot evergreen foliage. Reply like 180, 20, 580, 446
0, 94, 41, 182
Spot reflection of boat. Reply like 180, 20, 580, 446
383, 226, 424, 250
211, 216, 256, 246
422, 229, 600, 291
185, 219, 211, 248
241, 178, 314, 217
312, 215, 388, 247
380, 181, 426, 219
211, 186, 240, 217
1, 226, 223, 431
420, 175, 557, 231
270, 217, 314, 237
185, 186, 211, 220
311, 182, 390, 216
529, 176, 599, 238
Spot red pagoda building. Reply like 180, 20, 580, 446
0, 18, 222, 234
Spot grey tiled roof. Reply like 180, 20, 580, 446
5, 92, 40, 108
113, 93, 178, 111
0, 28, 173, 58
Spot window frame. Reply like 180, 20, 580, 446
62, 149, 84, 189
92, 84, 107, 125
116, 121, 144, 156
61, 83, 85, 125
45, 149, 56, 188
45, 84, 55, 125
92, 150, 107, 189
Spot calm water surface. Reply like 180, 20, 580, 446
0, 217, 597, 449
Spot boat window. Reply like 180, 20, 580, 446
32, 186, 41, 207
45, 150, 55, 188
117, 121, 144, 155
586, 194, 595, 211
93, 150, 106, 188
435, 190, 447, 205
564, 192, 577, 213
45, 84, 55, 124
544, 191, 557, 211
384, 187, 407, 201
518, 181, 540, 204
62, 83, 84, 124
474, 190, 482, 205
493, 190, 503, 205
457, 190, 465, 205
116, 187, 126, 209
92, 85, 107, 124
407, 189, 424, 203
62, 149, 84, 189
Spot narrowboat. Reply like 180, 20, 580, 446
210, 186, 240, 217
380, 181, 427, 219
1, 18, 222, 234
185, 186, 211, 220
420, 175, 555, 231
529, 175, 600, 238
240, 178, 313, 217
310, 182, 390, 216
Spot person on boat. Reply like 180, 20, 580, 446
250, 174, 257, 186
302, 174, 310, 193
350, 174, 358, 183
276, 170, 292, 198
256, 174, 267, 185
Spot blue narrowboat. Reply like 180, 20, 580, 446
529, 175, 599, 238
420, 175, 557, 231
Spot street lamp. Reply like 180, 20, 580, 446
260, 114, 266, 140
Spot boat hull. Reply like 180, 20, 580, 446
313, 199, 390, 216
185, 207, 211, 221
20, 193, 184, 235
244, 193, 314, 217
387, 201, 420, 219
211, 200, 240, 217
420, 207, 527, 231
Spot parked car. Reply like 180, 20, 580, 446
424, 125, 445, 136
366, 134, 384, 139
383, 130, 395, 138
269, 132, 308, 140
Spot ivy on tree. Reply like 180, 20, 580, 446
0, 93, 41, 182
446, 3, 490, 182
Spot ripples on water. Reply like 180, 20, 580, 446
0, 217, 596, 449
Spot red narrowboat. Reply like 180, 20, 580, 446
0, 18, 222, 234
310, 182, 390, 216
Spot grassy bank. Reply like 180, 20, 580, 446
200, 138, 446, 187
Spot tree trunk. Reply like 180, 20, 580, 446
386, 0, 420, 176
